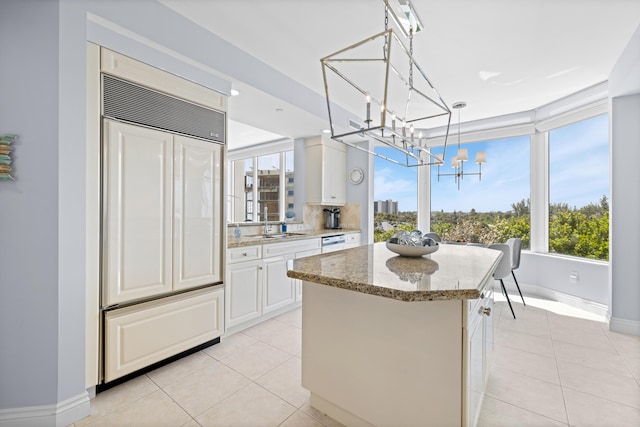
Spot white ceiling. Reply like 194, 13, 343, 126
160, 0, 640, 149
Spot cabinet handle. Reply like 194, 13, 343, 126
242, 253, 247, 256
480, 307, 491, 316
258, 266, 263, 270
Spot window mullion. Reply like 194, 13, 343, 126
530, 131, 549, 253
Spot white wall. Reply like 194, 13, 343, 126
609, 25, 640, 335
610, 93, 640, 333
346, 142, 374, 243
0, 0, 63, 410
517, 253, 609, 306
293, 138, 307, 221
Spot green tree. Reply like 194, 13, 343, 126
511, 198, 530, 217
377, 196, 608, 260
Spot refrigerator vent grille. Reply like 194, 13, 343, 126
102, 74, 225, 144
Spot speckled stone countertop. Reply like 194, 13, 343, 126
228, 229, 360, 248
287, 242, 502, 301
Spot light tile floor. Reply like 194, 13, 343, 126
73, 293, 640, 427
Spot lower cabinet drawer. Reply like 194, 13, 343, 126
104, 287, 224, 382
228, 245, 262, 263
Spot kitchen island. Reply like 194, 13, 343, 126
287, 242, 502, 427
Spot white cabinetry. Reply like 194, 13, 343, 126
226, 246, 263, 328
263, 256, 295, 313
103, 120, 222, 306
226, 238, 321, 332
305, 136, 346, 206
262, 238, 321, 313
302, 282, 495, 427
345, 232, 361, 249
465, 289, 494, 427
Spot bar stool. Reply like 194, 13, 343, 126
506, 238, 526, 305
489, 243, 516, 319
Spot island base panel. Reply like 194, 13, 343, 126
310, 393, 375, 427
302, 281, 463, 427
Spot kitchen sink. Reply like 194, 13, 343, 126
248, 232, 308, 239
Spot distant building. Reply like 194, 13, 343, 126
374, 199, 398, 215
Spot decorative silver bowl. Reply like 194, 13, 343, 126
386, 230, 439, 257
386, 241, 439, 257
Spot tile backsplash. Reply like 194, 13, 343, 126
303, 203, 361, 230
227, 203, 361, 238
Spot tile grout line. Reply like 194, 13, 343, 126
548, 311, 640, 422
547, 309, 572, 426
156, 386, 200, 426
483, 395, 571, 427
603, 329, 640, 388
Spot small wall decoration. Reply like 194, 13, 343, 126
0, 134, 17, 180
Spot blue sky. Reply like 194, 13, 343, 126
373, 114, 609, 213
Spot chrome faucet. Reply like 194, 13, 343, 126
264, 206, 272, 235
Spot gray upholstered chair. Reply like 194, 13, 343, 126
424, 232, 441, 242
489, 243, 516, 319
506, 238, 526, 305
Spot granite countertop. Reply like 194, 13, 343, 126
228, 228, 361, 248
287, 242, 502, 301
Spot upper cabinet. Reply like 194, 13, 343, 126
305, 136, 346, 206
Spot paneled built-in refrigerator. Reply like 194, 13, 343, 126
100, 75, 225, 385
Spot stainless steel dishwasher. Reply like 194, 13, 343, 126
321, 234, 346, 253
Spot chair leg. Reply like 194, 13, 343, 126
501, 279, 516, 319
512, 271, 526, 306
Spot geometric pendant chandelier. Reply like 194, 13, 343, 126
321, 0, 451, 167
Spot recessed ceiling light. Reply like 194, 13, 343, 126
322, 129, 331, 134
230, 89, 240, 96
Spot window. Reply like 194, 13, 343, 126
549, 114, 609, 260
257, 153, 280, 221
230, 150, 294, 223
373, 146, 417, 242
430, 136, 531, 246
243, 158, 254, 221
285, 150, 295, 218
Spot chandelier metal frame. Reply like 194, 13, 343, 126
320, 0, 451, 167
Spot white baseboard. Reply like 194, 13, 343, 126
609, 317, 640, 336
532, 285, 609, 318
495, 282, 609, 319
224, 301, 301, 337
500, 282, 640, 336
0, 392, 90, 427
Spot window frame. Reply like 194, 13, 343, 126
227, 140, 294, 223
420, 98, 609, 262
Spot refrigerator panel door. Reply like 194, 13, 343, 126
103, 120, 173, 306
104, 287, 224, 382
173, 135, 223, 290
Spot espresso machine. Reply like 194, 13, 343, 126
323, 208, 341, 229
